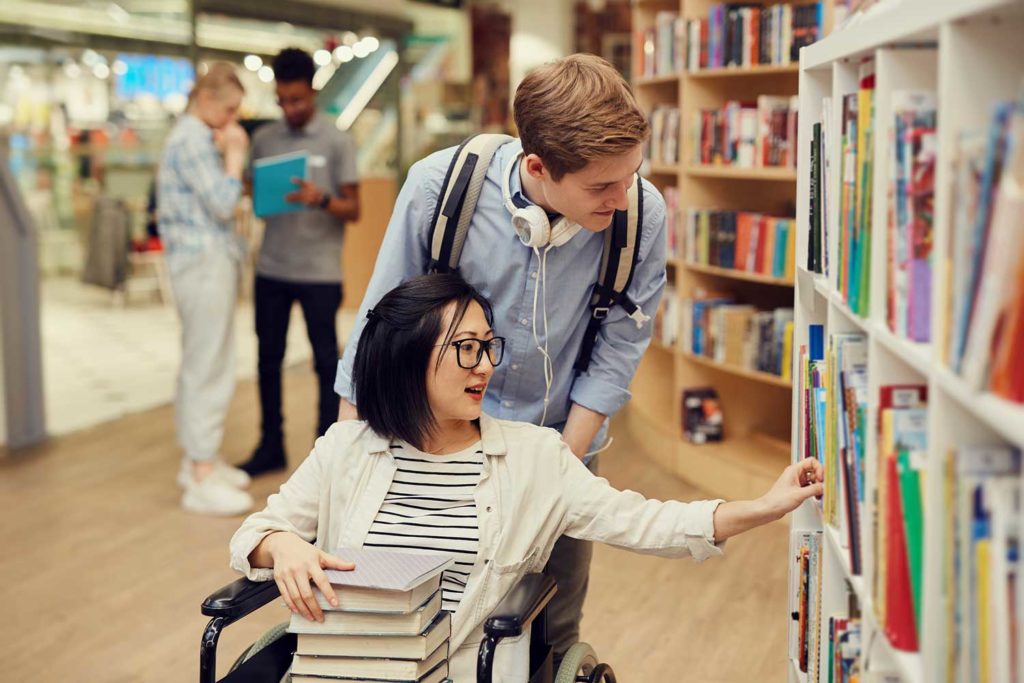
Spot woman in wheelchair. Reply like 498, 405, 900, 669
230, 273, 823, 681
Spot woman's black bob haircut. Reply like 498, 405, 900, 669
352, 273, 493, 449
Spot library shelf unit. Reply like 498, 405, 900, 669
628, 0, 830, 503
689, 63, 802, 78
788, 1, 1024, 682
681, 260, 795, 287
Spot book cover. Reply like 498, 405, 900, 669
290, 663, 448, 683
323, 547, 455, 593
288, 590, 443, 636
291, 637, 447, 680
252, 151, 308, 218
296, 612, 451, 660
884, 455, 918, 651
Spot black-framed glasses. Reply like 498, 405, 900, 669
440, 337, 506, 369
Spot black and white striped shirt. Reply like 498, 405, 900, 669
365, 441, 484, 613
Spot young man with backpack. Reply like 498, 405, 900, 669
334, 54, 667, 659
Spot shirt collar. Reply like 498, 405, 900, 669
362, 413, 508, 458
289, 112, 323, 137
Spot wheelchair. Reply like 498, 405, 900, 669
200, 573, 617, 683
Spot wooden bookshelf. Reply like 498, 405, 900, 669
790, 2, 1024, 681
680, 350, 793, 389
629, 0, 825, 505
689, 63, 801, 78
683, 261, 794, 287
636, 73, 683, 86
647, 163, 680, 175
685, 165, 799, 181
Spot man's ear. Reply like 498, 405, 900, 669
522, 153, 548, 181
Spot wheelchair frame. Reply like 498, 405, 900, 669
200, 573, 576, 683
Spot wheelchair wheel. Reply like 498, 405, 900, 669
553, 642, 598, 683
229, 622, 290, 673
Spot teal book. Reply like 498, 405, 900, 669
253, 151, 308, 218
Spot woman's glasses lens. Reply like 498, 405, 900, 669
453, 338, 505, 369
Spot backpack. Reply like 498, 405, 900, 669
426, 133, 647, 374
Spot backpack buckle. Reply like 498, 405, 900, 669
592, 306, 610, 320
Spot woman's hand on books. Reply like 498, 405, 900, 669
759, 457, 825, 520
262, 531, 355, 623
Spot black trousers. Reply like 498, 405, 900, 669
254, 274, 342, 442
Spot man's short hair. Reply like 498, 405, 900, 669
352, 273, 494, 450
513, 53, 650, 181
272, 48, 316, 86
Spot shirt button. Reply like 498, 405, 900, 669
503, 401, 512, 408
520, 318, 529, 326
511, 363, 520, 371
530, 271, 537, 279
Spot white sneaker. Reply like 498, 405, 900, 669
182, 475, 254, 516
177, 458, 252, 490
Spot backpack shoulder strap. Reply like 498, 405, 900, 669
574, 173, 648, 374
428, 133, 514, 273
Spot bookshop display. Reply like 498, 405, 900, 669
789, 3, 1024, 682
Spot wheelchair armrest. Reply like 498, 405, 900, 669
483, 573, 557, 640
202, 577, 281, 621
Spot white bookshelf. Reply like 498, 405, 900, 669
788, 1, 1024, 681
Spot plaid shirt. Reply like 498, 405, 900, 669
157, 114, 244, 262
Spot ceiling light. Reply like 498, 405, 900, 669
314, 49, 332, 67
334, 45, 353, 63
243, 54, 262, 71
257, 65, 274, 83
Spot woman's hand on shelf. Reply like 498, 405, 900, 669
760, 457, 825, 520
712, 457, 824, 542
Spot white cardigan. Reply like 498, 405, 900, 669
230, 414, 725, 681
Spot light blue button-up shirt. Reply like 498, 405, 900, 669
335, 139, 667, 437
157, 114, 244, 265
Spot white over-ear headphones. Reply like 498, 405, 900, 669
502, 152, 582, 248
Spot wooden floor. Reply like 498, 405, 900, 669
0, 367, 791, 682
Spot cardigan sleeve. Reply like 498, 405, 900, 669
228, 425, 346, 580
557, 438, 726, 561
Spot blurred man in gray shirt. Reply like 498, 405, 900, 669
241, 48, 360, 477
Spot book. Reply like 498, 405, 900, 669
290, 661, 448, 683
950, 101, 1015, 373
887, 91, 937, 342
323, 547, 455, 593
682, 387, 724, 444
252, 150, 308, 218
315, 574, 442, 614
296, 611, 451, 659
291, 637, 447, 680
809, 121, 822, 272
288, 590, 443, 636
687, 3, 823, 71
960, 101, 1024, 391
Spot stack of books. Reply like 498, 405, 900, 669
691, 96, 799, 170
287, 547, 454, 683
683, 208, 795, 280
946, 96, 1024, 400
686, 2, 825, 71
649, 106, 682, 166
635, 10, 687, 78
680, 294, 794, 378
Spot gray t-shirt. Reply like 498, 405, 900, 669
248, 114, 358, 283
